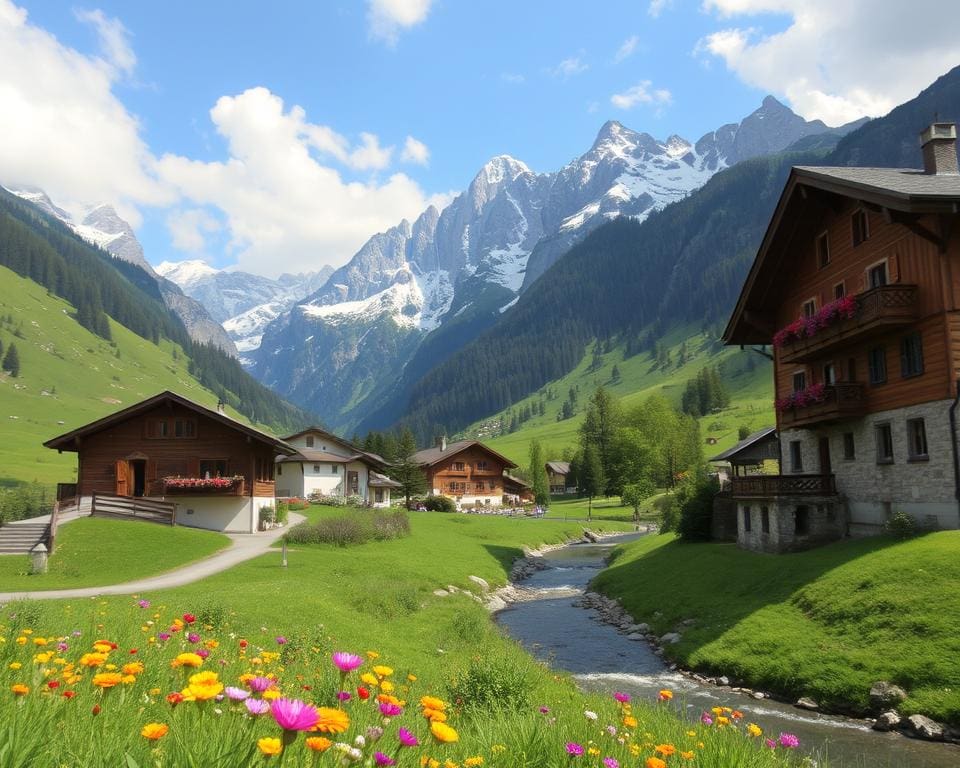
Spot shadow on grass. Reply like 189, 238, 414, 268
483, 543, 528, 575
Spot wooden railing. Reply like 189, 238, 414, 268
152, 478, 246, 497
779, 284, 919, 363
780, 383, 866, 429
92, 494, 176, 525
731, 474, 836, 497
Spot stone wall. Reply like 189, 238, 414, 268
780, 398, 960, 532
736, 495, 845, 553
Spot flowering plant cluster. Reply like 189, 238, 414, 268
775, 383, 827, 412
162, 475, 244, 490
1, 602, 806, 767
773, 296, 857, 348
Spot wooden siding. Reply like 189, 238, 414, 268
773, 201, 960, 418
74, 402, 276, 499
425, 445, 508, 499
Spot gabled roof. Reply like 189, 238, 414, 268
710, 427, 777, 463
413, 440, 518, 469
276, 450, 367, 464
503, 473, 531, 488
369, 471, 402, 488
724, 165, 960, 345
546, 460, 571, 475
44, 390, 297, 455
281, 426, 387, 469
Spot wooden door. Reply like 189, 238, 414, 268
115, 459, 130, 496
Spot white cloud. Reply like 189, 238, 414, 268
74, 7, 136, 76
167, 208, 221, 253
648, 0, 675, 17
549, 55, 588, 79
610, 80, 672, 110
367, 0, 434, 45
157, 87, 446, 276
401, 136, 430, 165
0, 0, 169, 224
613, 35, 639, 63
697, 0, 960, 125
501, 72, 525, 84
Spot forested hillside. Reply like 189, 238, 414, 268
0, 187, 314, 434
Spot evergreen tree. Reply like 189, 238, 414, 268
2, 343, 20, 377
611, 364, 621, 383
527, 439, 550, 507
622, 479, 655, 527
579, 386, 622, 496
579, 443, 605, 520
388, 428, 427, 507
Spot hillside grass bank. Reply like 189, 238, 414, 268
590, 531, 960, 725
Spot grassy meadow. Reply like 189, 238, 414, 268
592, 531, 960, 726
0, 508, 814, 767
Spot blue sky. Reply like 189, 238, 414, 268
2, 0, 959, 276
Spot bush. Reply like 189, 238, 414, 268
0, 482, 53, 526
285, 509, 411, 547
447, 656, 533, 713
276, 500, 289, 525
676, 474, 719, 542
258, 505, 276, 529
884, 510, 917, 540
286, 497, 310, 511
659, 495, 680, 533
424, 494, 457, 513
306, 493, 368, 508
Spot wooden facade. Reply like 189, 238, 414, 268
413, 440, 518, 506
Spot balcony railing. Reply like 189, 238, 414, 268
777, 284, 919, 363
155, 477, 246, 496
731, 474, 836, 498
779, 383, 866, 429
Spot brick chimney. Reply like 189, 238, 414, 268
920, 122, 958, 175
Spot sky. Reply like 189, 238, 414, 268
2, 0, 960, 278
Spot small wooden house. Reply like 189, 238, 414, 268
44, 391, 296, 533
545, 461, 572, 494
413, 438, 517, 507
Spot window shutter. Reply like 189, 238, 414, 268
889, 253, 900, 282
858, 270, 868, 293
115, 460, 129, 496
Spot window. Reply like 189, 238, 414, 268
761, 506, 770, 534
834, 282, 846, 300
453, 461, 466, 472
842, 432, 856, 460
793, 371, 807, 392
900, 332, 924, 378
146, 419, 169, 439
375, 488, 384, 503
817, 232, 830, 268
313, 464, 320, 473
868, 261, 887, 288
255, 456, 273, 482
476, 460, 488, 471
907, 419, 929, 461
868, 346, 887, 385
852, 209, 870, 246
199, 459, 229, 478
789, 441, 803, 472
174, 419, 196, 438
802, 299, 817, 318
795, 506, 810, 535
875, 423, 894, 463
331, 464, 339, 473
823, 363, 836, 385
305, 436, 314, 448
277, 464, 282, 476
742, 506, 751, 532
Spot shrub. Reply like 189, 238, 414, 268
447, 656, 533, 713
307, 493, 348, 507
275, 500, 289, 525
284, 509, 411, 547
659, 495, 680, 533
676, 474, 719, 542
424, 494, 457, 513
286, 497, 310, 511
884, 510, 917, 540
258, 505, 276, 529
0, 482, 53, 526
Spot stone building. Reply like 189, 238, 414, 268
723, 123, 960, 552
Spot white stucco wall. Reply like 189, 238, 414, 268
173, 496, 257, 533
286, 432, 354, 458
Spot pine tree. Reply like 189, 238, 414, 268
611, 364, 621, 383
2, 342, 20, 377
580, 443, 605, 520
528, 439, 550, 507
388, 428, 427, 507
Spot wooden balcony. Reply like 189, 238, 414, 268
779, 383, 866, 429
732, 474, 836, 498
778, 284, 919, 363
154, 477, 246, 496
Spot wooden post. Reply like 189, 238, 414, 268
281, 539, 288, 568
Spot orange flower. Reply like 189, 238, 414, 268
623, 715, 638, 728
312, 707, 350, 734
430, 721, 459, 743
92, 673, 124, 688
646, 759, 667, 768
122, 662, 144, 675
10, 684, 29, 696
655, 744, 677, 757
141, 723, 169, 740
657, 689, 673, 701
171, 652, 203, 669
305, 737, 332, 752
79, 652, 108, 668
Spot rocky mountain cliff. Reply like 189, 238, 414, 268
250, 97, 861, 430
2, 186, 237, 356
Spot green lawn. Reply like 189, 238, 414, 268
591, 531, 960, 725
0, 516, 230, 591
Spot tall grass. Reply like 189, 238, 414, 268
284, 508, 411, 546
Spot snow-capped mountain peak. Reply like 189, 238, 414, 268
156, 259, 220, 288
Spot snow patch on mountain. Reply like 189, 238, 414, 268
156, 259, 220, 288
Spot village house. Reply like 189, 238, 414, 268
724, 122, 960, 552
276, 427, 401, 507
413, 437, 517, 508
545, 460, 573, 495
44, 390, 296, 534
709, 427, 779, 543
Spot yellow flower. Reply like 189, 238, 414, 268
122, 662, 144, 675
381, 680, 395, 693
92, 641, 114, 653
34, 652, 53, 664
258, 737, 282, 756
408, 674, 418, 682
305, 737, 332, 752
183, 671, 223, 701
141, 723, 169, 740
717, 715, 730, 726
8, 662, 21, 670
312, 707, 350, 734
373, 665, 394, 678
464, 757, 484, 767
420, 695, 446, 711
32, 637, 48, 646
361, 672, 380, 687
79, 652, 108, 668
366, 650, 380, 659
747, 723, 762, 738
658, 689, 673, 701
623, 715, 638, 728
10, 684, 29, 696
491, 746, 506, 755
430, 721, 459, 743
149, 688, 161, 696
171, 652, 203, 669
15, 636, 27, 645
680, 751, 695, 760
92, 672, 124, 688
262, 688, 281, 700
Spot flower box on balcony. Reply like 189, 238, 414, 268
161, 476, 246, 495
777, 384, 866, 429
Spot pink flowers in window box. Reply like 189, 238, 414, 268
775, 383, 827, 412
773, 296, 857, 348
162, 476, 244, 490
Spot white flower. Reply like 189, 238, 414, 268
354, 735, 366, 748
584, 710, 598, 721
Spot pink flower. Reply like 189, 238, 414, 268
271, 698, 320, 731
765, 738, 777, 749
248, 676, 274, 693
332, 652, 364, 673
779, 733, 800, 748
700, 712, 713, 725
374, 753, 395, 766
379, 701, 402, 717
137, 599, 150, 609
603, 759, 619, 768
275, 636, 287, 645
244, 698, 270, 715
224, 686, 249, 701
398, 727, 418, 747
337, 691, 352, 702
187, 633, 200, 644
566, 742, 584, 756
613, 692, 630, 704
196, 649, 210, 659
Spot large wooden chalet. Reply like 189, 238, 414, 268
44, 391, 295, 533
724, 122, 960, 552
413, 438, 517, 508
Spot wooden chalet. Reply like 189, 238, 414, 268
545, 460, 572, 494
724, 122, 960, 551
44, 391, 296, 533
276, 427, 400, 506
413, 438, 517, 508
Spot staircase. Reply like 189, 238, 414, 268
0, 522, 50, 555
